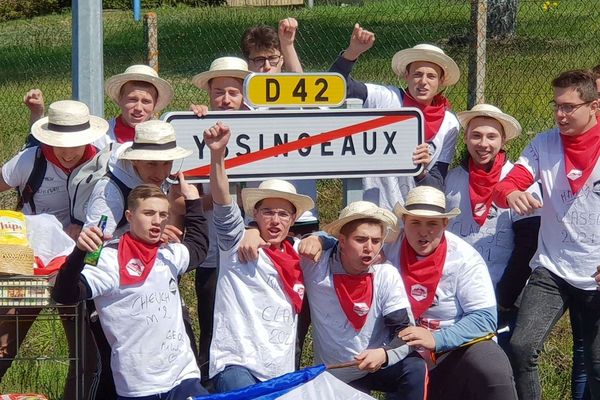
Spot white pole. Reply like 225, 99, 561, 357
72, 0, 104, 117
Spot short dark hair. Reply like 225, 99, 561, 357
241, 25, 280, 60
339, 218, 384, 238
127, 184, 168, 211
591, 65, 600, 80
552, 69, 598, 102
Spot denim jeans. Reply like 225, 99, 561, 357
116, 378, 208, 399
509, 267, 600, 400
195, 267, 218, 382
351, 352, 427, 399
571, 309, 591, 400
213, 365, 260, 393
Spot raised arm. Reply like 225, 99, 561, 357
279, 17, 303, 73
205, 122, 232, 205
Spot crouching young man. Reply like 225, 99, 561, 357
302, 201, 427, 399
204, 122, 314, 392
51, 177, 209, 400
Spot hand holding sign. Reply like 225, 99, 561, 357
344, 23, 375, 61
204, 122, 231, 157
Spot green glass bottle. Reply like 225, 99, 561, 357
83, 215, 108, 266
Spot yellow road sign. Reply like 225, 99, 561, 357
244, 73, 346, 108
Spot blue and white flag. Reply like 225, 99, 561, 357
190, 365, 375, 399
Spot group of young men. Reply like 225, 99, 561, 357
0, 17, 599, 400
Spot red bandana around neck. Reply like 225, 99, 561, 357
561, 119, 600, 194
118, 232, 160, 286
469, 151, 506, 226
402, 91, 451, 141
399, 235, 447, 320
333, 273, 373, 332
114, 115, 136, 143
41, 144, 97, 175
263, 240, 304, 314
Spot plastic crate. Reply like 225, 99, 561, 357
0, 277, 53, 307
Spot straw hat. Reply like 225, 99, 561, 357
393, 186, 460, 219
323, 201, 398, 243
192, 57, 250, 91
391, 44, 460, 87
457, 103, 522, 141
31, 100, 108, 147
241, 179, 314, 221
118, 120, 192, 161
105, 64, 174, 113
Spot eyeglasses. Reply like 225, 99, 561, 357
248, 55, 282, 67
550, 100, 592, 114
258, 208, 294, 222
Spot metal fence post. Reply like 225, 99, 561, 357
144, 12, 159, 72
342, 98, 363, 207
468, 0, 487, 109
72, 0, 104, 118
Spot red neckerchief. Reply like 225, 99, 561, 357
561, 118, 600, 194
399, 235, 447, 319
263, 240, 304, 313
41, 144, 97, 175
402, 91, 450, 141
333, 273, 373, 332
118, 232, 160, 286
114, 115, 136, 143
469, 151, 506, 226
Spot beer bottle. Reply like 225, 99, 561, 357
83, 215, 108, 266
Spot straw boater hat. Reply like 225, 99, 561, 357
457, 103, 522, 141
391, 44, 460, 87
118, 120, 193, 161
192, 57, 250, 91
31, 100, 108, 147
105, 64, 174, 113
241, 179, 314, 221
393, 186, 460, 219
323, 201, 399, 243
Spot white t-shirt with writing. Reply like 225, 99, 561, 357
302, 247, 411, 383
361, 84, 459, 211
515, 127, 600, 290
445, 160, 541, 286
2, 147, 71, 227
386, 231, 496, 328
82, 240, 199, 397
210, 201, 299, 381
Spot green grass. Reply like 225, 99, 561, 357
0, 0, 597, 398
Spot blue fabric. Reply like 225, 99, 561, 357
194, 365, 326, 399
432, 306, 497, 352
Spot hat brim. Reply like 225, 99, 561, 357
241, 188, 314, 223
322, 212, 399, 243
391, 48, 460, 87
105, 72, 174, 113
118, 146, 193, 161
457, 110, 522, 141
31, 115, 108, 147
393, 202, 461, 219
192, 70, 250, 91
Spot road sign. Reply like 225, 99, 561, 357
244, 73, 346, 108
163, 108, 424, 183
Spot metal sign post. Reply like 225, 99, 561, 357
72, 0, 104, 117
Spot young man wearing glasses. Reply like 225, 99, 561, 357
493, 69, 600, 399
241, 18, 303, 74
203, 121, 315, 392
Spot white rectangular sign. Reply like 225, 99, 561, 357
163, 108, 424, 183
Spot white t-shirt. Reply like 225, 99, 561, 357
386, 231, 496, 328
445, 160, 541, 286
2, 147, 71, 227
361, 84, 459, 211
210, 201, 299, 381
515, 127, 600, 290
82, 240, 199, 397
92, 117, 118, 150
302, 247, 411, 383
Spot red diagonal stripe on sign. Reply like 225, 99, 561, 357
184, 114, 414, 176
